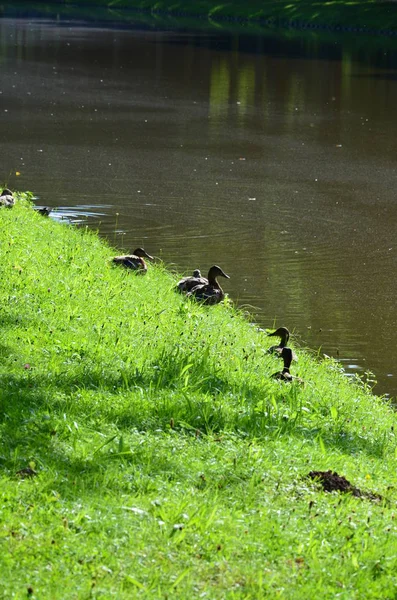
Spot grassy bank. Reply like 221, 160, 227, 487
1, 194, 397, 598
11, 0, 397, 34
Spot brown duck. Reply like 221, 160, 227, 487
112, 248, 153, 274
187, 265, 230, 305
177, 269, 207, 294
0, 188, 15, 208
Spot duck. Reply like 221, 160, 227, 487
187, 265, 230, 305
177, 268, 207, 294
35, 206, 52, 217
267, 327, 290, 354
271, 347, 303, 383
112, 248, 153, 274
0, 188, 15, 208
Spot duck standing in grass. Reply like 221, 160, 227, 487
187, 265, 230, 305
271, 347, 303, 383
267, 327, 290, 354
0, 188, 15, 208
177, 269, 207, 294
112, 248, 153, 274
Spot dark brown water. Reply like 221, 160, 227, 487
1, 15, 397, 397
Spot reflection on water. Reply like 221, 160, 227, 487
34, 204, 111, 224
2, 15, 397, 397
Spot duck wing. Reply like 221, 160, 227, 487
177, 275, 208, 294
187, 283, 223, 305
113, 255, 147, 272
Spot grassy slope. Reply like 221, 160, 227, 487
41, 0, 397, 33
1, 195, 397, 599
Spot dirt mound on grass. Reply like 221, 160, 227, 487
307, 470, 381, 501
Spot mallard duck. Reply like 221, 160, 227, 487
267, 327, 290, 354
112, 248, 153, 274
0, 188, 15, 208
187, 265, 230, 305
271, 347, 303, 383
177, 269, 207, 294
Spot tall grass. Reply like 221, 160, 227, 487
1, 195, 397, 599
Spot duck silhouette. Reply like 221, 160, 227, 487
267, 327, 290, 354
271, 347, 303, 383
187, 265, 230, 305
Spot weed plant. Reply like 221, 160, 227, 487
1, 195, 397, 598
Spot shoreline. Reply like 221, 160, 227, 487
3, 0, 397, 37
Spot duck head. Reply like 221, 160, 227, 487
267, 327, 290, 345
207, 265, 230, 283
1, 188, 13, 197
132, 248, 154, 261
192, 269, 201, 278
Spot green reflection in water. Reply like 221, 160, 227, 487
209, 57, 230, 121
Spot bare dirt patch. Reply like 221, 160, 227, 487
307, 470, 381, 501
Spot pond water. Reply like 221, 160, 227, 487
1, 12, 397, 397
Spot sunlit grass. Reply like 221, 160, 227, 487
1, 195, 397, 598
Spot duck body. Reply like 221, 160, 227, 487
267, 327, 290, 355
271, 347, 303, 383
177, 269, 207, 294
272, 367, 294, 382
112, 247, 153, 274
36, 206, 52, 216
0, 188, 15, 208
187, 265, 230, 305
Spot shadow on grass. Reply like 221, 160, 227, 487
0, 359, 390, 487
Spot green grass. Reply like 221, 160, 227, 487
1, 194, 397, 599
